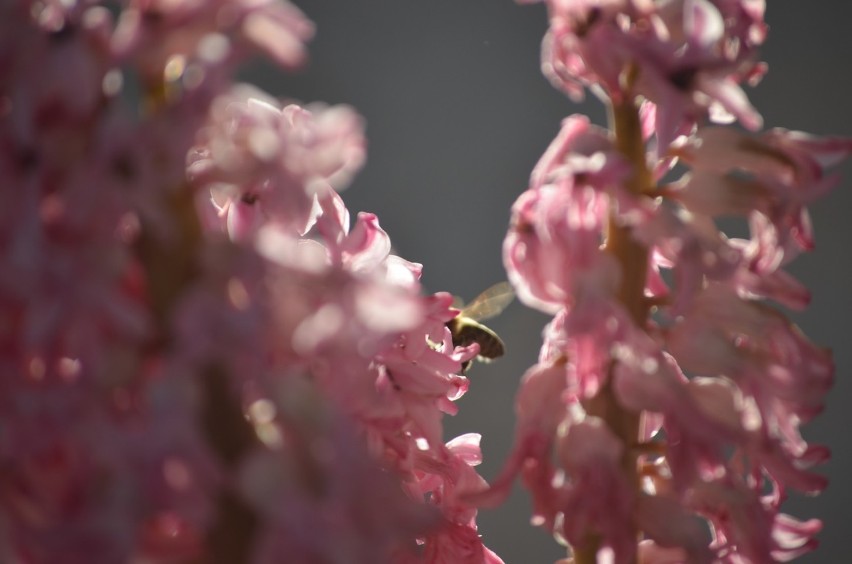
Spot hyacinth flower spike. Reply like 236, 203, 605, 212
470, 1, 852, 563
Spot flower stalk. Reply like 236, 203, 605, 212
606, 96, 653, 322
577, 93, 652, 564
1, 1, 849, 563
135, 94, 260, 563
493, 2, 852, 563
576, 71, 657, 561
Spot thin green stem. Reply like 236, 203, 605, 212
573, 93, 652, 564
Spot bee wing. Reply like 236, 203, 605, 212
461, 282, 515, 322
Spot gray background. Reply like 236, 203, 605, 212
245, 2, 852, 562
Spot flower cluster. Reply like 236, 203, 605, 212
538, 0, 766, 150
475, 1, 852, 562
1, 1, 500, 562
1, 0, 846, 562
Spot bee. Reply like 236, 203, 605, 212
447, 282, 514, 373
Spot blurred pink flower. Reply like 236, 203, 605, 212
189, 87, 366, 238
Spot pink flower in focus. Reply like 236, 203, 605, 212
666, 285, 832, 456
465, 361, 567, 523
506, 2, 844, 560
504, 116, 628, 314
555, 417, 636, 564
540, 0, 766, 149
688, 480, 821, 563
671, 127, 852, 270
413, 434, 505, 564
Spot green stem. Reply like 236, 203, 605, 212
608, 99, 653, 324
137, 75, 259, 560
574, 95, 651, 564
138, 186, 259, 564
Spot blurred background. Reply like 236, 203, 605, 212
243, 2, 852, 562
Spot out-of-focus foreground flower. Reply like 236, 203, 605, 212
0, 1, 502, 562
